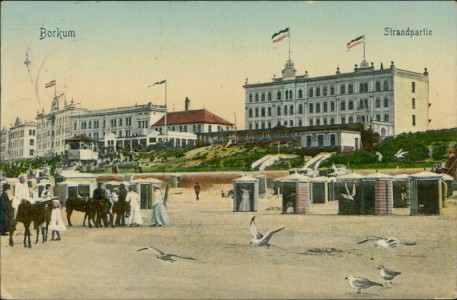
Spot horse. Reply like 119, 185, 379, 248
93, 198, 113, 228
113, 198, 130, 227
65, 196, 97, 228
10, 199, 52, 248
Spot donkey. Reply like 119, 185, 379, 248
66, 196, 96, 228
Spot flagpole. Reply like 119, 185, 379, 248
54, 81, 57, 97
363, 34, 366, 61
288, 27, 291, 61
165, 80, 168, 142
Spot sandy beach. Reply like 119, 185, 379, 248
1, 184, 456, 299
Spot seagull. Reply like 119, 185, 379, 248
137, 247, 196, 263
375, 151, 383, 162
340, 182, 356, 201
358, 236, 416, 248
377, 265, 402, 284
249, 216, 285, 248
394, 148, 408, 160
345, 274, 383, 294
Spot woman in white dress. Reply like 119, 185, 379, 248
151, 186, 170, 227
126, 186, 143, 227
239, 188, 251, 212
49, 200, 66, 240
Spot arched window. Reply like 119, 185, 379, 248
277, 91, 281, 100
298, 89, 303, 98
288, 90, 293, 99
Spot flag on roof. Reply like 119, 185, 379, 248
149, 80, 166, 87
45, 80, 56, 88
347, 35, 364, 50
272, 28, 289, 43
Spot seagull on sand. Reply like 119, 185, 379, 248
358, 236, 416, 248
340, 182, 356, 201
377, 265, 402, 284
249, 216, 285, 248
137, 247, 196, 263
394, 148, 408, 160
345, 274, 383, 294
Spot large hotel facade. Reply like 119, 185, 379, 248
243, 59, 430, 137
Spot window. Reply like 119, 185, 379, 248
289, 120, 293, 127
255, 108, 259, 118
323, 118, 327, 125
111, 119, 117, 127
323, 86, 328, 96
268, 122, 272, 128
249, 123, 253, 129
290, 105, 294, 114
309, 103, 314, 113
384, 114, 389, 122
267, 92, 272, 101
288, 90, 293, 99
359, 82, 368, 93
330, 101, 335, 112
384, 97, 389, 107
94, 120, 99, 129
248, 109, 253, 118
330, 117, 335, 125
261, 122, 265, 129
376, 114, 381, 121
412, 82, 415, 93
349, 116, 353, 123
255, 93, 259, 102
323, 102, 328, 112
340, 84, 345, 94
261, 93, 265, 101
309, 119, 313, 126
298, 89, 303, 98
309, 88, 314, 97
412, 98, 416, 109
376, 97, 381, 108
249, 94, 253, 102
330, 134, 336, 147
316, 119, 321, 126
126, 117, 132, 126
375, 81, 381, 92
277, 106, 281, 116
330, 86, 335, 95
298, 120, 302, 127
261, 107, 265, 117
277, 91, 281, 100
348, 84, 353, 94
119, 118, 123, 126
341, 116, 346, 124
306, 136, 312, 148
284, 105, 288, 115
340, 101, 346, 111
30, 139, 34, 146
81, 121, 86, 129
384, 80, 389, 91
412, 115, 416, 126
29, 149, 34, 156
285, 91, 289, 100
298, 104, 303, 114
358, 99, 364, 109
268, 107, 272, 116
348, 100, 354, 110
316, 87, 320, 97
316, 103, 321, 113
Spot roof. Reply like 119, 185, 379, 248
65, 135, 97, 143
152, 109, 233, 126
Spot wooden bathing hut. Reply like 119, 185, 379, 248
393, 174, 410, 208
409, 171, 443, 215
362, 173, 393, 215
310, 176, 329, 204
336, 172, 364, 215
232, 175, 259, 212
56, 180, 97, 207
274, 173, 310, 214
169, 174, 181, 188
130, 178, 164, 209
254, 175, 267, 198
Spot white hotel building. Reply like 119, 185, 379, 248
0, 118, 37, 160
244, 59, 430, 137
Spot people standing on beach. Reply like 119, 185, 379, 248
115, 184, 128, 226
0, 183, 11, 235
194, 183, 201, 201
151, 186, 170, 227
126, 186, 142, 227
49, 200, 66, 241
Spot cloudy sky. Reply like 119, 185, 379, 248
1, 1, 456, 130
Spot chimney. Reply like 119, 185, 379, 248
185, 97, 190, 111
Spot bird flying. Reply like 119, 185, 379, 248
137, 247, 196, 263
345, 274, 383, 294
249, 216, 285, 248
394, 148, 408, 159
377, 265, 402, 284
340, 182, 356, 201
358, 236, 416, 248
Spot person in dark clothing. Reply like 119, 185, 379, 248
0, 183, 11, 235
115, 183, 128, 226
443, 144, 457, 179
194, 183, 201, 201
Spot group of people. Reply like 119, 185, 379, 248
0, 176, 66, 240
93, 181, 170, 228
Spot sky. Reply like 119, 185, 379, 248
1, 1, 456, 130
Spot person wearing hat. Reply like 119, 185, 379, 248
126, 185, 142, 227
14, 176, 33, 204
151, 185, 170, 227
49, 199, 66, 241
0, 183, 12, 235
115, 183, 128, 227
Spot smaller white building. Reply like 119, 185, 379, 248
6, 118, 37, 160
300, 130, 361, 152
